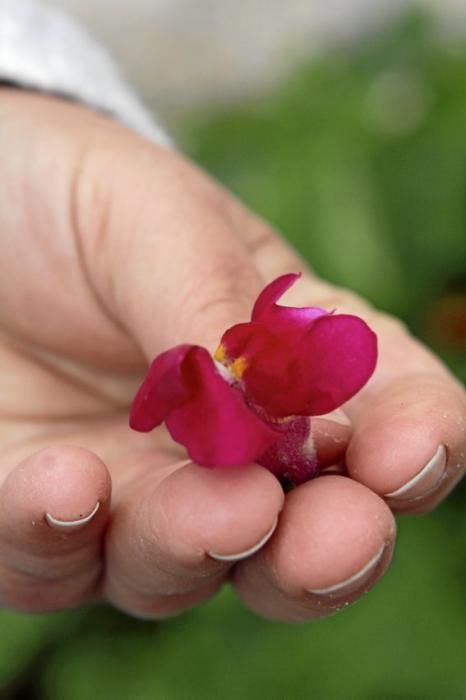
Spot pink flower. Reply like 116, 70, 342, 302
130, 273, 377, 485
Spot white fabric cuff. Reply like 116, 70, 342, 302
0, 0, 170, 145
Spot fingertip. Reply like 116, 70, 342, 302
103, 462, 284, 616
154, 462, 285, 562
267, 476, 395, 594
0, 445, 111, 540
346, 379, 466, 511
347, 415, 442, 494
0, 445, 111, 611
233, 475, 395, 621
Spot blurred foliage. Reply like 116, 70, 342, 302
181, 11, 466, 382
1, 11, 465, 700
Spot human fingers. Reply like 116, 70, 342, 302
233, 475, 395, 621
0, 92, 350, 621
0, 446, 110, 612
0, 90, 263, 372
104, 461, 283, 618
346, 374, 465, 514
68, 110, 355, 472
238, 213, 466, 513
59, 104, 300, 617
69, 114, 265, 358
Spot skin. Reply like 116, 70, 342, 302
0, 89, 464, 621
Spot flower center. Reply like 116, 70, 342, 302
214, 344, 248, 381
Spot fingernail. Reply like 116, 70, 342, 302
46, 501, 100, 530
385, 444, 447, 501
209, 517, 278, 562
308, 543, 386, 596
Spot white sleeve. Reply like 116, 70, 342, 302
0, 0, 171, 145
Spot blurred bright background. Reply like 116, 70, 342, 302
1, 2, 465, 699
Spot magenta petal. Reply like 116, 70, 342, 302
252, 272, 327, 334
220, 322, 274, 367
165, 347, 280, 466
296, 314, 378, 415
220, 321, 318, 417
231, 315, 377, 417
260, 305, 329, 334
252, 273, 301, 320
130, 345, 193, 432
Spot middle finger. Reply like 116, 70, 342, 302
233, 474, 395, 622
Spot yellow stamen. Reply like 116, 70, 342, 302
214, 344, 227, 363
214, 344, 248, 380
231, 356, 248, 379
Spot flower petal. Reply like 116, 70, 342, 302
165, 347, 280, 466
221, 314, 377, 417
220, 322, 312, 416
252, 273, 301, 319
296, 314, 378, 415
220, 322, 275, 369
130, 345, 194, 432
252, 272, 327, 333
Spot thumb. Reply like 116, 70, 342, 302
76, 123, 263, 358
71, 102, 354, 471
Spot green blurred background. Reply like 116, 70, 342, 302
1, 11, 465, 700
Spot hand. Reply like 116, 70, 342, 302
0, 90, 464, 621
